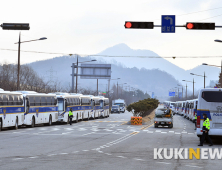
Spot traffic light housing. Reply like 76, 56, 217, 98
125, 22, 154, 29
186, 22, 215, 30
1, 23, 30, 30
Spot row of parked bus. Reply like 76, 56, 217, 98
0, 89, 109, 131
164, 88, 222, 140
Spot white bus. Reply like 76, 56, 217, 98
177, 101, 183, 115
0, 91, 24, 131
20, 91, 58, 127
103, 98, 110, 117
197, 88, 222, 140
79, 95, 92, 121
181, 101, 186, 117
56, 93, 83, 123
187, 99, 198, 121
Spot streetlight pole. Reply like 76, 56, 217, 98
183, 80, 195, 99
72, 56, 96, 93
190, 72, 206, 89
193, 78, 194, 99
17, 32, 21, 90
117, 81, 118, 98
76, 55, 78, 93
15, 36, 47, 90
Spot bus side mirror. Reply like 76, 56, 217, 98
27, 101, 30, 107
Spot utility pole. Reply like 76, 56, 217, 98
17, 32, 21, 90
117, 81, 118, 98
204, 72, 206, 89
97, 79, 98, 96
186, 84, 187, 100
75, 55, 79, 93
193, 78, 194, 99
71, 63, 75, 93
182, 86, 183, 99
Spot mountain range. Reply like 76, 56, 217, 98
27, 43, 220, 101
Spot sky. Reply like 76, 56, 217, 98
1, 0, 222, 70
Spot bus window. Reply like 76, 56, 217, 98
41, 97, 47, 106
8, 95, 14, 105
29, 97, 35, 106
54, 97, 57, 105
0, 95, 3, 106
202, 91, 222, 102
3, 95, 8, 106
47, 97, 52, 105
58, 98, 64, 112
35, 96, 41, 106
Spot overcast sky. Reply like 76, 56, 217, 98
1, 0, 222, 70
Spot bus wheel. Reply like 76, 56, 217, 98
0, 119, 2, 131
48, 115, 52, 126
15, 117, 18, 130
31, 117, 35, 128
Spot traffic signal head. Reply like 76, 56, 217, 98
125, 22, 154, 29
1, 23, 30, 30
186, 22, 215, 30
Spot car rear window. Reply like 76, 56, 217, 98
202, 91, 222, 102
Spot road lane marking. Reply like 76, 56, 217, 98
185, 165, 203, 169
117, 156, 126, 158
13, 158, 23, 161
156, 162, 171, 165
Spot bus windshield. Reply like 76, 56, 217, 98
58, 98, 64, 111
114, 103, 123, 107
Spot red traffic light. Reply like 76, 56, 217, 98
125, 22, 132, 28
187, 23, 194, 29
186, 22, 215, 30
124, 21, 154, 29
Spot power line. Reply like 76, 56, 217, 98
196, 13, 222, 21
152, 6, 222, 21
1, 48, 222, 59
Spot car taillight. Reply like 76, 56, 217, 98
197, 116, 200, 128
155, 121, 158, 124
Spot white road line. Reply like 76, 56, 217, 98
147, 131, 154, 133
13, 158, 23, 161
175, 133, 181, 134
169, 131, 174, 133
105, 153, 112, 155
185, 165, 203, 169
161, 132, 167, 133
60, 153, 68, 155
48, 154, 57, 156
82, 132, 95, 136
83, 150, 89, 152
117, 156, 126, 158
156, 162, 171, 165
29, 157, 38, 159
134, 158, 144, 161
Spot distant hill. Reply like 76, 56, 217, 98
27, 55, 180, 101
27, 43, 220, 101
97, 43, 220, 90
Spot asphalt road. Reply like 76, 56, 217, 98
0, 107, 222, 170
